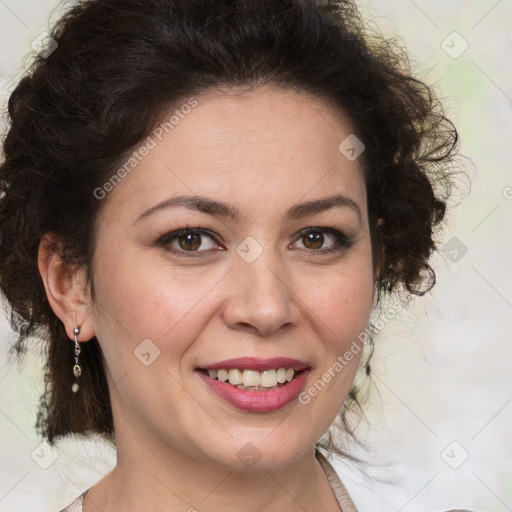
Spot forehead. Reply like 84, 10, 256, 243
100, 86, 367, 225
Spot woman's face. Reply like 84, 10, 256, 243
88, 86, 376, 468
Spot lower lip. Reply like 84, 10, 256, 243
196, 369, 310, 412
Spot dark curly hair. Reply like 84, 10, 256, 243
0, 0, 459, 459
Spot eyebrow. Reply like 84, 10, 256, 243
133, 193, 362, 225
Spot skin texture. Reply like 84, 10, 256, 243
39, 86, 378, 511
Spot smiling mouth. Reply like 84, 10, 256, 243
196, 368, 306, 391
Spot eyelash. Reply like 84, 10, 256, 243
155, 226, 354, 258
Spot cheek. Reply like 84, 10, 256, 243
91, 248, 228, 360
298, 258, 374, 346
297, 267, 372, 419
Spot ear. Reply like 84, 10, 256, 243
371, 217, 385, 310
38, 233, 95, 342
371, 283, 379, 311
371, 262, 381, 311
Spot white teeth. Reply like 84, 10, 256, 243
260, 370, 278, 388
276, 368, 287, 383
205, 367, 299, 388
228, 369, 243, 385
242, 370, 260, 387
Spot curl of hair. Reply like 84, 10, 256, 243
0, 0, 460, 460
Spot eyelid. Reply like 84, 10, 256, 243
290, 226, 353, 252
156, 227, 224, 255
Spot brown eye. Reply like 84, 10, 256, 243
291, 227, 354, 254
177, 233, 201, 251
302, 231, 324, 249
157, 228, 220, 256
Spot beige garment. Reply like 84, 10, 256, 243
315, 449, 359, 511
59, 448, 358, 511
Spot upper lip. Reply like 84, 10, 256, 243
198, 357, 309, 372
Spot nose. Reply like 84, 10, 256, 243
221, 253, 301, 337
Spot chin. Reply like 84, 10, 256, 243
196, 429, 315, 471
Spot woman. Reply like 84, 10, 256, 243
0, 0, 460, 510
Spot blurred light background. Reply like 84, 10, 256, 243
0, 1, 511, 511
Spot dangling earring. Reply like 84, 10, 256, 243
72, 326, 81, 393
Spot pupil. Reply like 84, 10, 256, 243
304, 232, 323, 249
179, 233, 200, 250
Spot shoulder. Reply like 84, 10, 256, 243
58, 489, 89, 512
315, 449, 359, 512
315, 450, 477, 512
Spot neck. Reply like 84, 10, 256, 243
83, 427, 340, 512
